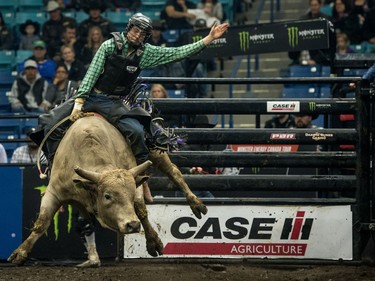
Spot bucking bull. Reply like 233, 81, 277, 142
8, 114, 207, 267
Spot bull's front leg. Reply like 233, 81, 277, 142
149, 151, 208, 219
134, 188, 163, 257
8, 190, 61, 265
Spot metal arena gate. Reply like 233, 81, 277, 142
119, 76, 374, 262
0, 76, 374, 263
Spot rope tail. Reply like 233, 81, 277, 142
37, 116, 72, 179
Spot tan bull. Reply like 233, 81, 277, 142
8, 115, 207, 266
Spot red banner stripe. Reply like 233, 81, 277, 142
164, 243, 307, 256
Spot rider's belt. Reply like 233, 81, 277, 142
93, 88, 120, 99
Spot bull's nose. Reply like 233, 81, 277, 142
126, 221, 141, 233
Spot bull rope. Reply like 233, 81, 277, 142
36, 115, 72, 179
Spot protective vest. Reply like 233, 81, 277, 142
94, 32, 144, 96
16, 77, 45, 110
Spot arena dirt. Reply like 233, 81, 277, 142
1, 260, 375, 281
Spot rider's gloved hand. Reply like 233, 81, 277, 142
70, 97, 85, 122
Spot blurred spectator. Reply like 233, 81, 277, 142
288, 0, 332, 65
187, 1, 221, 27
11, 128, 46, 164
77, 26, 104, 68
42, 1, 77, 60
161, 0, 197, 30
361, 7, 375, 43
150, 83, 168, 98
264, 114, 295, 128
19, 40, 57, 83
175, 19, 212, 98
292, 113, 320, 128
197, 0, 224, 21
0, 11, 14, 50
18, 20, 41, 51
60, 44, 86, 83
56, 24, 81, 62
146, 20, 168, 47
352, 0, 371, 23
336, 32, 355, 53
150, 83, 181, 127
45, 64, 78, 109
43, 0, 81, 11
9, 60, 49, 114
78, 0, 116, 46
0, 144, 7, 163
331, 0, 362, 44
107, 0, 141, 12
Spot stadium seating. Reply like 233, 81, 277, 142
141, 10, 161, 21
0, 0, 18, 13
18, 0, 44, 12
75, 11, 88, 23
105, 11, 132, 31
0, 51, 15, 70
2, 11, 15, 25
141, 1, 165, 13
282, 84, 319, 99
167, 89, 185, 98
15, 50, 32, 66
15, 11, 46, 26
162, 29, 180, 43
288, 65, 321, 77
0, 91, 11, 113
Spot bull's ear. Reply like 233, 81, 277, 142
129, 160, 153, 177
74, 166, 101, 183
135, 175, 149, 187
73, 179, 97, 191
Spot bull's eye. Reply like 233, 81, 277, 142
104, 194, 112, 200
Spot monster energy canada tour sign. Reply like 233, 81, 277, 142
191, 18, 331, 59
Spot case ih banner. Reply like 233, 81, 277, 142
191, 18, 331, 59
124, 205, 352, 260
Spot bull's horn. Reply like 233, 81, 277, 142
74, 166, 101, 183
129, 160, 153, 177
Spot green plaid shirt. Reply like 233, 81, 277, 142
76, 32, 205, 98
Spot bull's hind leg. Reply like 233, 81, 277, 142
8, 190, 61, 265
149, 151, 208, 219
134, 192, 163, 257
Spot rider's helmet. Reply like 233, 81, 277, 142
126, 13, 153, 46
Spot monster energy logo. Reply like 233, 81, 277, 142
287, 27, 299, 48
239, 31, 250, 52
35, 185, 73, 240
192, 35, 203, 43
251, 167, 260, 174
309, 101, 316, 111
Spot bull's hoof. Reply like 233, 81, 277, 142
76, 260, 101, 268
188, 196, 208, 219
146, 237, 164, 257
7, 249, 28, 265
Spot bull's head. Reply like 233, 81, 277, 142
73, 160, 152, 234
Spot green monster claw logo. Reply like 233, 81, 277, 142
192, 35, 203, 43
239, 31, 250, 52
35, 185, 73, 240
287, 27, 299, 48
309, 101, 316, 111
251, 167, 260, 174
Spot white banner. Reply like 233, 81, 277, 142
124, 205, 352, 260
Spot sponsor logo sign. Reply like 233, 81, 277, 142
124, 205, 352, 260
287, 26, 299, 48
267, 101, 300, 113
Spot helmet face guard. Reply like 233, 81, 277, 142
126, 13, 153, 46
